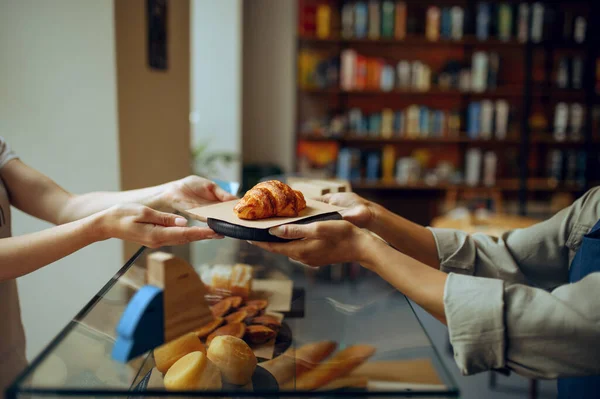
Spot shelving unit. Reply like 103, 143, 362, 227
295, 0, 598, 222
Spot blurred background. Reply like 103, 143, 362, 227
0, 0, 597, 397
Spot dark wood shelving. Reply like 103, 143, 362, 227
351, 180, 520, 191
299, 134, 521, 145
299, 35, 525, 48
351, 178, 587, 192
295, 1, 598, 217
300, 87, 528, 98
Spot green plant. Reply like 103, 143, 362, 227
192, 139, 239, 178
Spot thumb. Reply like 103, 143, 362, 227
140, 208, 188, 227
208, 182, 237, 202
315, 193, 333, 204
269, 224, 313, 239
339, 207, 362, 221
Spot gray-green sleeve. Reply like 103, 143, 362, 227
0, 137, 18, 169
427, 187, 600, 378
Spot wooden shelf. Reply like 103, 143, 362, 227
299, 35, 524, 48
300, 87, 527, 98
299, 134, 520, 145
350, 179, 588, 192
351, 181, 519, 191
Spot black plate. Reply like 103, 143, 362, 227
208, 212, 343, 242
222, 365, 279, 391
131, 366, 278, 393
256, 322, 293, 364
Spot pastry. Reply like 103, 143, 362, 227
245, 299, 268, 311
259, 347, 296, 385
207, 336, 257, 385
211, 264, 233, 293
260, 341, 337, 386
163, 351, 222, 390
233, 180, 307, 220
244, 325, 276, 345
250, 315, 282, 331
228, 295, 244, 309
284, 344, 376, 390
194, 317, 225, 339
225, 310, 248, 324
206, 322, 246, 346
237, 305, 261, 319
230, 264, 253, 298
295, 341, 337, 376
154, 332, 206, 374
210, 298, 232, 318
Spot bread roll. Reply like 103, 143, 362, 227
206, 322, 246, 346
163, 351, 222, 390
154, 332, 206, 374
207, 335, 257, 385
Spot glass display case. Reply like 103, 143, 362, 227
7, 238, 460, 398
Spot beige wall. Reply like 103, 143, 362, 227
114, 0, 192, 260
242, 0, 296, 173
0, 0, 122, 360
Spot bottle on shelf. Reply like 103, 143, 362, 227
426, 6, 441, 42
394, 1, 407, 40
381, 0, 395, 38
368, 0, 381, 40
450, 6, 464, 41
517, 3, 529, 43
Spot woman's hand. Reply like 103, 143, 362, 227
152, 175, 238, 212
250, 221, 381, 268
95, 203, 222, 248
318, 193, 375, 229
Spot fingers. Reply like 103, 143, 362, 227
138, 207, 188, 227
146, 226, 222, 248
270, 221, 353, 239
269, 223, 316, 239
212, 184, 237, 201
315, 193, 333, 203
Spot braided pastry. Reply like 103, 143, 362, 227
234, 180, 306, 220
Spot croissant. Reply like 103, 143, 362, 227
234, 180, 307, 220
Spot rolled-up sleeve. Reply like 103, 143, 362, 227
444, 272, 600, 378
426, 187, 600, 378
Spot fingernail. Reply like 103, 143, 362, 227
247, 240, 255, 245
175, 217, 187, 226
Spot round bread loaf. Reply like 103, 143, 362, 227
207, 335, 257, 385
154, 332, 206, 374
163, 351, 222, 390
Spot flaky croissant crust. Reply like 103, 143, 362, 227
234, 180, 307, 220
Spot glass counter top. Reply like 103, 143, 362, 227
7, 237, 459, 398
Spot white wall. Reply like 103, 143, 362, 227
242, 0, 296, 173
0, 0, 122, 360
190, 0, 243, 182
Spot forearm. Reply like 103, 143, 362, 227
59, 185, 166, 224
367, 203, 440, 269
0, 214, 103, 280
360, 236, 447, 323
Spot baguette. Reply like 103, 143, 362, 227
317, 375, 369, 391
284, 345, 376, 390
295, 341, 338, 376
259, 347, 297, 385
260, 340, 337, 386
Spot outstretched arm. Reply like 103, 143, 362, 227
0, 203, 220, 281
0, 159, 235, 225
255, 221, 600, 379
